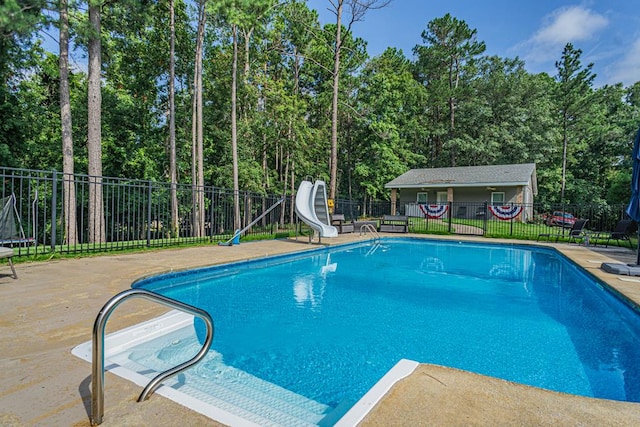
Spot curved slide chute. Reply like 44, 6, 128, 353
295, 180, 338, 238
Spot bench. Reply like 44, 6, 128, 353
0, 247, 17, 279
379, 215, 409, 233
331, 214, 354, 234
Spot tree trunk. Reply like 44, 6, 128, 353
448, 57, 458, 166
281, 146, 290, 227
290, 160, 295, 225
262, 133, 268, 188
243, 28, 252, 76
261, 62, 268, 192
196, 39, 205, 238
59, 0, 77, 246
191, 0, 206, 237
260, 60, 269, 232
231, 24, 241, 230
191, 87, 197, 237
87, 1, 105, 244
283, 47, 301, 226
240, 27, 253, 122
362, 192, 367, 217
169, 0, 178, 237
561, 112, 568, 205
329, 0, 343, 201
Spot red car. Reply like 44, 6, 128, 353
546, 211, 576, 228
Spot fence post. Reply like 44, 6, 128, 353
209, 186, 215, 240
510, 203, 515, 236
447, 202, 453, 233
147, 180, 152, 247
51, 171, 58, 252
483, 201, 488, 236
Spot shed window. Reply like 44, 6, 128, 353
417, 192, 428, 203
491, 192, 505, 205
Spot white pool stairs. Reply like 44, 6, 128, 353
74, 311, 350, 427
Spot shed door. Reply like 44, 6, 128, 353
436, 191, 448, 219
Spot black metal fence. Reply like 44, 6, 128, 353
375, 201, 631, 240
333, 198, 391, 220
1, 166, 633, 258
1, 167, 295, 257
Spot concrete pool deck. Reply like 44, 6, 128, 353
1, 233, 640, 426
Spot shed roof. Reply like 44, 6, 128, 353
385, 163, 537, 192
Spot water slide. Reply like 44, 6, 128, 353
295, 180, 338, 238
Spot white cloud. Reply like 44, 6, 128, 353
607, 37, 640, 86
521, 6, 609, 65
533, 6, 608, 45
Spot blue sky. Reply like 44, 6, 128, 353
307, 0, 640, 87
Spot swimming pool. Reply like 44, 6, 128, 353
76, 238, 640, 425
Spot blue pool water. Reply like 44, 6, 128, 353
134, 238, 640, 411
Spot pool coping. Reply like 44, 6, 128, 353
335, 359, 419, 426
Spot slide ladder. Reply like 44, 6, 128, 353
219, 197, 285, 246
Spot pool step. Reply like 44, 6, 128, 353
119, 333, 333, 426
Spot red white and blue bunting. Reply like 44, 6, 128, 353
419, 204, 449, 219
489, 205, 523, 220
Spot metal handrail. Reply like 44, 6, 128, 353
90, 289, 214, 426
360, 223, 380, 240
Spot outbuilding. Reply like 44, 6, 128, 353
384, 163, 538, 221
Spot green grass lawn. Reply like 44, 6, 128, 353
3, 218, 635, 266
407, 216, 637, 248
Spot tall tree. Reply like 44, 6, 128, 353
169, 0, 178, 237
461, 56, 557, 167
87, 0, 105, 243
59, 0, 77, 245
414, 13, 486, 166
324, 0, 391, 201
216, 0, 277, 229
272, 0, 319, 220
239, 1, 278, 229
191, 0, 206, 237
96, 0, 180, 180
354, 48, 425, 204
231, 22, 240, 229
0, 0, 45, 165
555, 43, 595, 205
577, 83, 632, 205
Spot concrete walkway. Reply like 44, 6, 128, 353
1, 234, 640, 426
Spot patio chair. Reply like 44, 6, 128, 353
593, 219, 636, 249
537, 218, 589, 243
331, 214, 354, 234
0, 247, 17, 279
